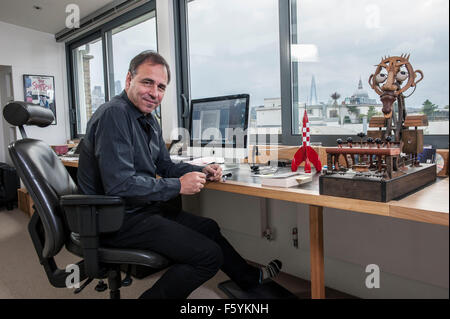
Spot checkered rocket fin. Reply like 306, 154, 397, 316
291, 110, 322, 173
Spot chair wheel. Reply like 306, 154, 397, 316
95, 280, 108, 292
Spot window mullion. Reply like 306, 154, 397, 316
104, 30, 115, 100
101, 31, 110, 102
174, 0, 191, 131
279, 0, 293, 145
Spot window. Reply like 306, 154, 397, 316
67, 2, 157, 137
72, 37, 105, 134
110, 11, 157, 97
290, 0, 449, 137
184, 0, 281, 137
176, 0, 448, 146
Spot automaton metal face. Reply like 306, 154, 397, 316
369, 54, 423, 119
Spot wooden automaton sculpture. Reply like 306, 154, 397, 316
368, 54, 427, 164
369, 54, 423, 139
319, 55, 436, 202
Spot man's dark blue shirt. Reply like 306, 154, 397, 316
77, 91, 202, 213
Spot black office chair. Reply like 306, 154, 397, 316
2, 101, 170, 299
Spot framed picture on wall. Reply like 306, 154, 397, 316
23, 74, 56, 125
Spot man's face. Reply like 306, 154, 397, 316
125, 61, 168, 114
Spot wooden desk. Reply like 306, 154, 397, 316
205, 172, 448, 226
60, 158, 79, 168
205, 168, 448, 299
390, 178, 449, 226
60, 158, 449, 298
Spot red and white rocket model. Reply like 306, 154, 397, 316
291, 110, 322, 174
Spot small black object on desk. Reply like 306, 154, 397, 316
222, 172, 232, 182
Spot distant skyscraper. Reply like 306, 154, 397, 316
92, 85, 102, 97
115, 80, 122, 96
357, 77, 364, 90
308, 75, 318, 106
91, 85, 105, 113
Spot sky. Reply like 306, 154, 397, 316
187, 0, 449, 109
111, 13, 157, 90
294, 0, 449, 109
84, 13, 157, 97
85, 0, 449, 111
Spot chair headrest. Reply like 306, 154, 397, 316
3, 101, 54, 127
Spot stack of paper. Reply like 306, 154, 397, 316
260, 172, 312, 188
295, 175, 313, 184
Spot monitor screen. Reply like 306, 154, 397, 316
189, 94, 249, 148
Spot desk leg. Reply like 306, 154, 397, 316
309, 205, 325, 299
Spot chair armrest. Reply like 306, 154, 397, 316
61, 194, 124, 234
60, 194, 125, 278
60, 194, 123, 206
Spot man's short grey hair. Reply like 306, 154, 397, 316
128, 50, 171, 84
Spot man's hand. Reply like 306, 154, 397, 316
179, 172, 206, 195
202, 164, 223, 182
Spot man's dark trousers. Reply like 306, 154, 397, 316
101, 202, 260, 298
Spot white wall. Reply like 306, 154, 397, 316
0, 66, 6, 163
0, 21, 69, 158
0, 65, 15, 165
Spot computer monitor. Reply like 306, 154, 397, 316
188, 94, 250, 163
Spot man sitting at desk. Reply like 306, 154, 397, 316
77, 50, 282, 299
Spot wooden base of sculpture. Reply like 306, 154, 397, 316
319, 164, 436, 202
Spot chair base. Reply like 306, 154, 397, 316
218, 279, 298, 299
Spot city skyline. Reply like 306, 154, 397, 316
85, 0, 448, 112
102, 74, 447, 111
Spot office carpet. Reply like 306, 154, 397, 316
0, 207, 353, 299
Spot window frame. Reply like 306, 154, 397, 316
66, 1, 157, 138
173, 0, 191, 133
174, 0, 448, 148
